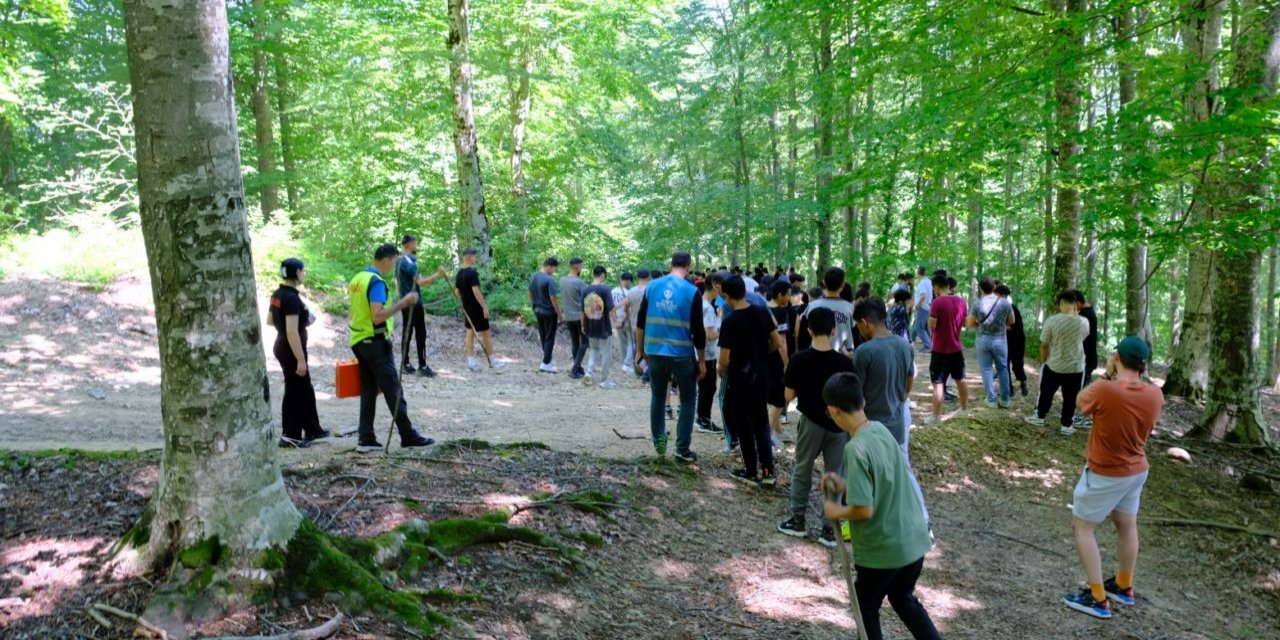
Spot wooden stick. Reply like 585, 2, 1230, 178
203, 613, 345, 640
612, 428, 647, 441
85, 604, 114, 630
984, 530, 1070, 559
321, 479, 372, 528
91, 602, 168, 639
1146, 517, 1279, 539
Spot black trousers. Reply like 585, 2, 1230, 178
400, 305, 427, 368
854, 557, 942, 640
1083, 351, 1098, 387
1008, 337, 1027, 382
352, 338, 416, 444
1035, 365, 1084, 427
697, 358, 717, 422
726, 381, 772, 476
566, 320, 587, 372
535, 313, 558, 365
273, 339, 321, 440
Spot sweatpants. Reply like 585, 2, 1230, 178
697, 358, 718, 423
535, 313, 558, 365
351, 338, 416, 445
586, 336, 613, 382
1008, 336, 1028, 382
1035, 365, 1085, 427
566, 320, 587, 372
725, 382, 773, 476
788, 416, 848, 518
399, 305, 426, 368
273, 339, 322, 440
854, 556, 943, 640
616, 323, 635, 369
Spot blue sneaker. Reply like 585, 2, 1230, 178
1104, 578, 1136, 606
1063, 589, 1112, 619
654, 432, 668, 456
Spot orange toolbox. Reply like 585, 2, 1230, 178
335, 359, 361, 398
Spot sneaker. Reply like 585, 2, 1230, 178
729, 469, 758, 485
654, 433, 669, 456
695, 420, 719, 433
402, 363, 416, 374
569, 370, 585, 380
418, 365, 437, 378
621, 365, 635, 374
985, 399, 997, 408
760, 468, 777, 487
489, 358, 505, 369
1104, 578, 1136, 606
665, 405, 674, 420
1059, 425, 1077, 436
777, 516, 807, 538
817, 525, 838, 548
720, 441, 739, 454
924, 415, 940, 426
467, 357, 479, 371
278, 436, 310, 449
356, 441, 384, 453
673, 450, 698, 464
1024, 414, 1045, 427
599, 380, 618, 389
1074, 415, 1093, 430
1063, 589, 1112, 619
402, 435, 435, 448
952, 409, 969, 419
998, 401, 1011, 409
304, 428, 332, 442
540, 362, 558, 373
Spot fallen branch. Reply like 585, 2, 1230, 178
389, 454, 507, 471
90, 602, 167, 639
84, 604, 114, 630
983, 530, 1070, 559
203, 613, 345, 640
320, 479, 373, 528
1146, 517, 1279, 539
612, 428, 647, 441
373, 492, 494, 508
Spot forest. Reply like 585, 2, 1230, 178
1, 0, 1279, 638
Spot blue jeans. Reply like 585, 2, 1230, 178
976, 334, 1011, 404
648, 354, 698, 455
912, 307, 932, 352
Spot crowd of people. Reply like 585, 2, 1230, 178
263, 242, 1166, 636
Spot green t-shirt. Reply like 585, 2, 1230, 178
843, 421, 932, 569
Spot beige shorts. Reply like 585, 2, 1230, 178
1071, 468, 1148, 524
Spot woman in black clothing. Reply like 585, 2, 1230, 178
997, 283, 1029, 397
269, 258, 329, 447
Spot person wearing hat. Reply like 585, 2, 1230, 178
348, 243, 436, 452
1061, 336, 1164, 620
611, 271, 635, 374
454, 247, 502, 371
268, 258, 328, 447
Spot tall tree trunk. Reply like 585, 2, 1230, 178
1116, 7, 1153, 342
814, 12, 834, 271
786, 44, 798, 264
1050, 0, 1087, 297
765, 44, 783, 266
250, 0, 278, 219
0, 116, 15, 217
1165, 0, 1223, 400
509, 0, 533, 266
448, 0, 492, 264
1190, 0, 1278, 446
1266, 240, 1278, 387
122, 0, 300, 611
273, 52, 298, 213
1041, 117, 1054, 321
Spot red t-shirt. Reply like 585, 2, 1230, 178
929, 294, 967, 354
1078, 379, 1164, 477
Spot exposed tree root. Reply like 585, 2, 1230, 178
203, 613, 345, 640
1146, 517, 1279, 539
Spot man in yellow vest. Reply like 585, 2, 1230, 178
349, 243, 435, 453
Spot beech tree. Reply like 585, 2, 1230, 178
448, 0, 492, 264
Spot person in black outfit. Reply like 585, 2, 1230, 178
718, 275, 785, 486
997, 283, 1029, 397
766, 280, 794, 437
1071, 289, 1099, 386
268, 258, 329, 448
396, 234, 448, 378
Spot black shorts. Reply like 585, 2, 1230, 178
461, 308, 490, 333
929, 351, 965, 384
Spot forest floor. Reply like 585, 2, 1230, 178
2, 273, 1280, 639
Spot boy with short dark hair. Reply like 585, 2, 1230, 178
888, 288, 913, 341
581, 265, 616, 388
718, 275, 783, 486
821, 372, 941, 640
1027, 291, 1090, 434
777, 307, 854, 546
766, 279, 794, 439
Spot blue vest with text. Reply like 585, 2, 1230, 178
644, 274, 697, 357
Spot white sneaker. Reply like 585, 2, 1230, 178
924, 415, 940, 426
467, 357, 479, 371
622, 366, 635, 374
540, 362, 558, 373
489, 358, 505, 369
1059, 425, 1077, 436
599, 380, 617, 389
1025, 414, 1045, 426
985, 399, 997, 409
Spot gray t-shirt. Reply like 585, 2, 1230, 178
853, 335, 916, 444
560, 275, 586, 322
1042, 313, 1090, 373
627, 282, 649, 330
529, 271, 559, 317
396, 254, 422, 307
803, 297, 857, 352
969, 294, 1011, 337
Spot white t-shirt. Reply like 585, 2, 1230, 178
611, 285, 629, 325
702, 298, 721, 361
914, 278, 933, 312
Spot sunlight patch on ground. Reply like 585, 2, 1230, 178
491, 400, 514, 408
982, 454, 1066, 488
0, 537, 105, 621
638, 476, 671, 492
127, 466, 158, 497
718, 546, 853, 629
651, 558, 696, 580
915, 583, 984, 623
935, 475, 985, 494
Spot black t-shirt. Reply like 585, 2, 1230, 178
769, 303, 796, 373
719, 303, 776, 390
793, 302, 812, 352
581, 283, 615, 339
1080, 306, 1098, 361
783, 347, 855, 433
269, 285, 307, 345
455, 267, 482, 311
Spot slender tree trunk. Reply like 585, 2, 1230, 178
786, 44, 798, 264
1042, 117, 1054, 320
0, 116, 15, 217
1165, 0, 1224, 400
448, 0, 492, 264
1050, 0, 1087, 297
249, 0, 278, 219
967, 175, 982, 297
815, 12, 834, 271
765, 43, 783, 266
1190, 0, 1277, 446
274, 52, 298, 213
1116, 7, 1153, 342
122, 0, 300, 615
510, 0, 533, 266
1266, 240, 1278, 387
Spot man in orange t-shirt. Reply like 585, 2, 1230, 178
1061, 336, 1164, 620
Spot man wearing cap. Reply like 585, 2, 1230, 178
529, 257, 563, 372
1061, 336, 1164, 620
560, 257, 589, 379
612, 271, 635, 374
348, 243, 436, 452
396, 234, 447, 378
455, 247, 502, 371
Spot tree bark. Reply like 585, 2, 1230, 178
1189, 0, 1277, 447
0, 116, 16, 217
122, 0, 300, 615
448, 0, 492, 265
509, 0, 533, 266
274, 51, 298, 213
814, 12, 834, 272
1116, 7, 1153, 342
1050, 0, 1087, 297
1165, 0, 1224, 400
250, 0, 278, 219
1266, 240, 1278, 387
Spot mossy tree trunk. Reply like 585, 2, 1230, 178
123, 0, 300, 598
1049, 0, 1086, 298
509, 0, 533, 266
448, 0, 492, 266
1188, 0, 1278, 448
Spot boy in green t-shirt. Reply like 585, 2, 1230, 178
822, 372, 941, 640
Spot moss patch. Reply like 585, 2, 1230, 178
178, 536, 227, 569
